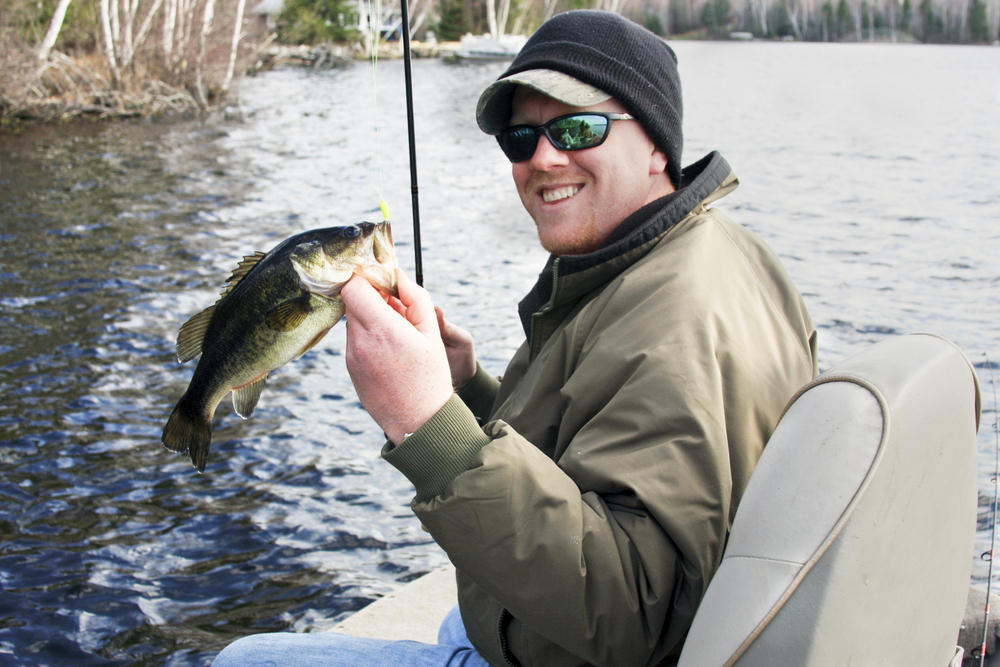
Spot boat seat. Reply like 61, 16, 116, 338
678, 333, 982, 667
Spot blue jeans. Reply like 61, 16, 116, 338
211, 605, 492, 667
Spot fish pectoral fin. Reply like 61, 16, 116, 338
176, 304, 216, 363
265, 295, 312, 332
232, 375, 267, 419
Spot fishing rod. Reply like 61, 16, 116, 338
398, 0, 424, 287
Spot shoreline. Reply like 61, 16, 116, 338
3, 34, 995, 128
0, 40, 459, 128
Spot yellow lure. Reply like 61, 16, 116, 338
380, 199, 391, 221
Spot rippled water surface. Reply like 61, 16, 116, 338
1, 42, 998, 665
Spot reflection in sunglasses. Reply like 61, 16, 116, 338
497, 112, 635, 163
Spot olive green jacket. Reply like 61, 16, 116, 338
382, 152, 818, 667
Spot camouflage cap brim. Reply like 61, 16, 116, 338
476, 69, 612, 135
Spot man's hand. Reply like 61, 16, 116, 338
341, 269, 454, 444
436, 307, 477, 390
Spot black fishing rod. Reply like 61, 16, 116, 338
398, 0, 423, 287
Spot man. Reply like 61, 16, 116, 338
213, 10, 817, 667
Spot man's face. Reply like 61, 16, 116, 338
509, 87, 674, 256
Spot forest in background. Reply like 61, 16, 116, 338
1, 0, 998, 122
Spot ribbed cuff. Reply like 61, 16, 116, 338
457, 362, 501, 424
381, 394, 492, 503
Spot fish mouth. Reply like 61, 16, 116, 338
542, 185, 580, 203
291, 222, 398, 298
361, 221, 398, 295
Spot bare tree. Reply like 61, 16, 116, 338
541, 0, 560, 22
97, 0, 167, 80
408, 0, 436, 36
486, 0, 512, 37
223, 0, 247, 90
99, 0, 121, 80
195, 0, 217, 106
123, 0, 165, 69
748, 0, 769, 33
37, 0, 74, 60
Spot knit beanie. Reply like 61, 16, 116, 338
477, 10, 684, 187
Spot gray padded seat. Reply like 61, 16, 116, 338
678, 333, 982, 667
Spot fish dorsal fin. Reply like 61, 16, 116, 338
232, 375, 267, 419
223, 251, 267, 296
176, 304, 216, 363
175, 251, 266, 362
265, 295, 312, 332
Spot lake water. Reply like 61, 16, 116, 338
0, 41, 998, 665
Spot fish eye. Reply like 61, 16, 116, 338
342, 226, 360, 239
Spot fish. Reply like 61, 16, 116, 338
161, 221, 397, 472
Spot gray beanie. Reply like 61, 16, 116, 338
477, 10, 684, 187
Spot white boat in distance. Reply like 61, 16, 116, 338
452, 33, 527, 60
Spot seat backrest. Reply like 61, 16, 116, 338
678, 333, 981, 667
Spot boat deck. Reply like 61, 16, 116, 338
333, 565, 457, 643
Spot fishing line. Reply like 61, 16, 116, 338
981, 352, 999, 667
367, 0, 390, 222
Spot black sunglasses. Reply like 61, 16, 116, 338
496, 112, 635, 163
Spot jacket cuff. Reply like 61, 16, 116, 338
457, 362, 501, 424
381, 394, 492, 503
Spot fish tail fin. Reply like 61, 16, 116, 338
161, 401, 212, 473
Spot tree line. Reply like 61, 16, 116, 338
1, 0, 997, 121
656, 0, 999, 42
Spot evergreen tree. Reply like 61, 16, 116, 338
644, 13, 666, 36
901, 0, 912, 31
701, 0, 732, 36
872, 5, 886, 29
822, 0, 835, 39
836, 0, 852, 38
919, 0, 938, 41
669, 0, 692, 35
436, 0, 467, 41
277, 0, 360, 44
769, 0, 796, 36
967, 0, 988, 42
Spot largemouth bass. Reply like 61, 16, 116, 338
162, 222, 397, 472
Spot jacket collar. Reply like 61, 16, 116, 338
517, 151, 736, 347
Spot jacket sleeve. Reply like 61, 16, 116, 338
457, 362, 501, 425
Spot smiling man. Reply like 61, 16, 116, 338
213, 10, 818, 667
506, 89, 674, 255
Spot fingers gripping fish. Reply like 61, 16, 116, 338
161, 222, 398, 472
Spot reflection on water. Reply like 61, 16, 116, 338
0, 44, 998, 665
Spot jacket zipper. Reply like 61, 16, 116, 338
497, 608, 519, 667
529, 260, 561, 361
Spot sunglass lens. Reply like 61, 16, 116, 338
549, 115, 610, 150
498, 126, 538, 162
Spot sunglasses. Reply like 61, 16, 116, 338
496, 112, 635, 163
